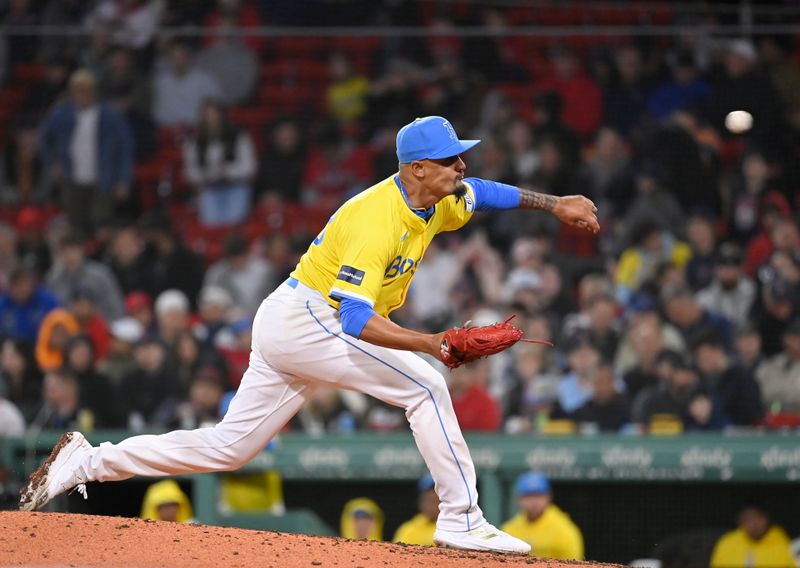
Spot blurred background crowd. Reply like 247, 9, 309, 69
0, 0, 799, 442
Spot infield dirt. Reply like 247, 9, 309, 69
0, 511, 621, 567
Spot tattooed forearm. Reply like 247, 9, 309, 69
519, 188, 557, 211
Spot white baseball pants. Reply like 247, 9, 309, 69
78, 280, 484, 532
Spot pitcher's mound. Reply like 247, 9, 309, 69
0, 511, 620, 567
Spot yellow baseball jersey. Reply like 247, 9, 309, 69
710, 526, 797, 568
392, 513, 436, 546
501, 505, 584, 560
291, 175, 476, 316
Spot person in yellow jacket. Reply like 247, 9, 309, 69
140, 480, 193, 523
393, 474, 439, 546
710, 506, 797, 568
340, 497, 384, 541
615, 223, 691, 305
501, 472, 584, 560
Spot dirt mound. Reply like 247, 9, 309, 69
0, 512, 619, 567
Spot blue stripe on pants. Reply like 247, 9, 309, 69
305, 300, 473, 530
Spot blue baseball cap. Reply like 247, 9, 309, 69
396, 116, 480, 163
417, 473, 435, 492
515, 472, 551, 495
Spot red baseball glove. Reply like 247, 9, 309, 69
439, 316, 554, 369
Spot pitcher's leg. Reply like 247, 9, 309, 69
278, 302, 483, 532
79, 353, 311, 483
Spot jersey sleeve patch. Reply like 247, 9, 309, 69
337, 265, 366, 286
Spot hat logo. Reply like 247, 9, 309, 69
442, 120, 458, 142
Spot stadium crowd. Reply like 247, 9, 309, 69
0, 0, 799, 439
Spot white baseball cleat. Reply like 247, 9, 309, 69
19, 431, 92, 512
434, 522, 532, 554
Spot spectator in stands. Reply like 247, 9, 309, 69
39, 69, 133, 235
576, 127, 635, 221
743, 194, 793, 277
757, 320, 800, 414
621, 165, 687, 247
2, 0, 38, 69
564, 293, 621, 364
662, 285, 734, 353
0, 265, 59, 344
504, 119, 540, 187
535, 46, 602, 140
202, 0, 263, 53
33, 368, 96, 431
0, 377, 25, 436
214, 318, 251, 389
710, 39, 783, 150
615, 221, 691, 305
64, 335, 119, 428
67, 287, 111, 363
85, 0, 162, 51
727, 151, 778, 246
696, 243, 756, 329
183, 99, 257, 227
98, 46, 150, 117
139, 211, 204, 307
393, 473, 438, 546
504, 345, 560, 433
257, 119, 307, 203
140, 479, 193, 523
203, 233, 275, 317
752, 247, 800, 355
633, 354, 728, 431
557, 333, 603, 415
15, 208, 51, 276
45, 233, 125, 321
684, 211, 718, 292
100, 316, 143, 385
531, 91, 581, 173
710, 506, 796, 568
291, 386, 367, 435
167, 365, 226, 430
340, 497, 384, 542
154, 289, 190, 349
365, 57, 420, 133
171, 330, 203, 395
0, 223, 17, 289
101, 46, 155, 163
647, 50, 710, 119
153, 40, 222, 128
758, 35, 800, 129
119, 336, 180, 429
301, 120, 373, 206
619, 314, 669, 402
501, 472, 584, 560
734, 323, 765, 379
192, 286, 232, 347
326, 52, 370, 123
569, 364, 630, 432
104, 225, 154, 296
35, 307, 79, 372
604, 45, 651, 137
692, 329, 763, 426
0, 338, 41, 423
449, 359, 501, 432
124, 291, 154, 333
196, 22, 257, 107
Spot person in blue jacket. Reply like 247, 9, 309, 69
39, 69, 133, 235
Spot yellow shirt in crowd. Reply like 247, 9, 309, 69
710, 526, 797, 568
393, 513, 436, 546
501, 505, 584, 560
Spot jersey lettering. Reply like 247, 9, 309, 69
385, 256, 418, 279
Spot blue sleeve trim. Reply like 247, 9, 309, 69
339, 296, 376, 338
464, 177, 521, 211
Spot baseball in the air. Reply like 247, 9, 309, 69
725, 110, 753, 134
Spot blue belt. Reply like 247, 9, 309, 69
286, 277, 299, 289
